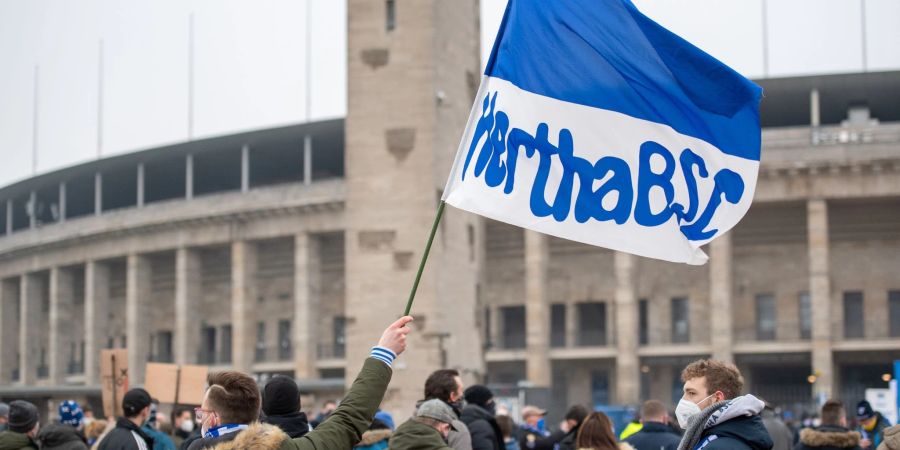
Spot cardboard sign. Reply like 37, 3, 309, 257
100, 349, 129, 418
143, 362, 208, 406
144, 363, 179, 404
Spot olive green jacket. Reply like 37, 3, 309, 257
0, 431, 38, 450
278, 358, 392, 450
388, 420, 453, 450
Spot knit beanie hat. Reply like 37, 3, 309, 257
9, 400, 39, 433
262, 375, 301, 416
463, 385, 494, 408
58, 400, 84, 428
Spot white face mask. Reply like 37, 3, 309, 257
675, 393, 716, 429
180, 419, 195, 433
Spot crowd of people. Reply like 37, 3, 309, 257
0, 318, 897, 450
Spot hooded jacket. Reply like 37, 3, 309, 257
793, 426, 861, 450
36, 423, 89, 450
624, 422, 681, 450
389, 419, 452, 450
98, 418, 155, 450
877, 425, 900, 450
860, 413, 891, 449
204, 423, 287, 450
0, 431, 38, 450
678, 394, 774, 450
459, 405, 504, 450
262, 412, 311, 439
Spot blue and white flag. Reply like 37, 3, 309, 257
442, 0, 763, 264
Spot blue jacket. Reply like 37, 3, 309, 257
693, 415, 774, 450
141, 425, 177, 450
624, 422, 681, 450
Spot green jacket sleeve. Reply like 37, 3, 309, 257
280, 357, 392, 450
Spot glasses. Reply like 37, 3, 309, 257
194, 408, 216, 422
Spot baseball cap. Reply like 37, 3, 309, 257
521, 405, 547, 419
122, 388, 152, 417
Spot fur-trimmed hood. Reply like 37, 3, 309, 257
800, 426, 861, 448
211, 423, 288, 450
577, 444, 634, 450
358, 429, 392, 447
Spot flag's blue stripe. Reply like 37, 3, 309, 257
484, 0, 763, 161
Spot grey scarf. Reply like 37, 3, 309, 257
677, 394, 765, 450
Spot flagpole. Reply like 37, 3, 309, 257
403, 201, 446, 316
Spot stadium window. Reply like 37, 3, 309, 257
386, 0, 396, 31
843, 291, 864, 339
501, 305, 526, 349
671, 297, 690, 343
577, 302, 607, 346
550, 303, 566, 348
799, 292, 811, 339
755, 293, 776, 341
638, 299, 649, 345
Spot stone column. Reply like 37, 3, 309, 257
0, 279, 18, 384
84, 261, 109, 385
565, 300, 578, 348
293, 233, 320, 378
710, 233, 734, 362
126, 254, 152, 385
175, 248, 201, 365
49, 267, 75, 383
808, 199, 833, 399
524, 230, 551, 387
231, 240, 257, 373
19, 274, 42, 385
614, 252, 639, 405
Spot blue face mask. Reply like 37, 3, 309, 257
537, 418, 546, 431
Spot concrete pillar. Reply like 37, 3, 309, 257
614, 252, 639, 405
94, 173, 102, 215
0, 280, 18, 384
808, 199, 834, 400
231, 240, 257, 373
293, 233, 320, 378
59, 182, 67, 222
126, 254, 152, 385
524, 230, 551, 387
710, 233, 734, 362
136, 163, 145, 207
303, 136, 312, 186
48, 267, 74, 383
810, 89, 820, 128
489, 305, 502, 350
19, 274, 42, 384
565, 301, 578, 349
185, 154, 194, 200
175, 248, 201, 365
84, 261, 109, 385
240, 145, 249, 192
5, 201, 11, 235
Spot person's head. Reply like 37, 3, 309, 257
81, 404, 94, 419
856, 400, 878, 429
415, 399, 457, 440
564, 405, 589, 430
464, 385, 496, 415
521, 405, 547, 427
680, 359, 743, 407
200, 371, 261, 435
262, 375, 301, 417
821, 400, 847, 428
321, 400, 337, 414
576, 412, 618, 450
495, 415, 515, 439
84, 420, 108, 441
172, 407, 194, 433
640, 400, 669, 425
424, 369, 464, 406
122, 388, 153, 425
58, 400, 85, 430
8, 400, 40, 438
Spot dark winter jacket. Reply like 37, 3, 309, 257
793, 426, 861, 450
262, 412, 311, 439
516, 425, 555, 450
555, 426, 579, 450
762, 411, 795, 450
0, 431, 38, 450
35, 423, 89, 450
98, 418, 155, 450
859, 414, 891, 449
624, 422, 681, 450
389, 419, 452, 450
459, 405, 503, 450
693, 415, 774, 450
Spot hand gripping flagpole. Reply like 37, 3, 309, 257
403, 201, 447, 316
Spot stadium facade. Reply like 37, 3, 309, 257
1, 1, 900, 421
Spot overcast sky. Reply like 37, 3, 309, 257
1, 0, 898, 187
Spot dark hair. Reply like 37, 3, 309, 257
565, 405, 589, 425
821, 400, 846, 426
495, 415, 515, 439
206, 371, 261, 424
171, 406, 192, 425
681, 359, 744, 399
576, 412, 619, 450
424, 369, 461, 402
640, 400, 668, 421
